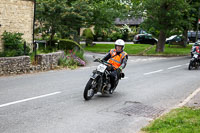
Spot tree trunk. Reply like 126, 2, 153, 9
156, 31, 166, 52
183, 29, 188, 47
73, 28, 81, 44
196, 7, 200, 42
49, 30, 55, 47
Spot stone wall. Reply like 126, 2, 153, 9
0, 0, 34, 51
0, 51, 65, 76
35, 51, 65, 71
0, 56, 31, 75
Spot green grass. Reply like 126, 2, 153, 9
84, 44, 192, 56
142, 107, 200, 133
84, 44, 153, 55
146, 45, 192, 56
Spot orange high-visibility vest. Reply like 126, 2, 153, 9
108, 49, 127, 69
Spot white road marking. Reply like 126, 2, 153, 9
168, 65, 182, 70
0, 92, 61, 108
144, 69, 163, 75
130, 57, 167, 63
80, 67, 91, 70
178, 87, 200, 107
80, 66, 97, 70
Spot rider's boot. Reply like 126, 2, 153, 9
104, 83, 111, 94
109, 82, 115, 94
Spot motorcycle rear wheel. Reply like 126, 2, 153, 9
83, 78, 95, 100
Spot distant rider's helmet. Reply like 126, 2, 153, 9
115, 39, 125, 52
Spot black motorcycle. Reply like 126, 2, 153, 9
83, 58, 124, 100
188, 53, 200, 70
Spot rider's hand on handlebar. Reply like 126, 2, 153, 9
117, 66, 122, 73
94, 58, 100, 62
101, 59, 105, 63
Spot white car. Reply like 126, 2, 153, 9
166, 35, 189, 44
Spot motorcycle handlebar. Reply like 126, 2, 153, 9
93, 58, 117, 69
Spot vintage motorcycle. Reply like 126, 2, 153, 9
188, 53, 200, 70
83, 58, 124, 100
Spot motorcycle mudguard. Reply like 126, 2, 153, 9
191, 58, 195, 61
91, 73, 100, 80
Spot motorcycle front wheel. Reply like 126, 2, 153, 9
83, 78, 95, 100
188, 61, 193, 70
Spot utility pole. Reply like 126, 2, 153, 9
33, 0, 37, 62
195, 7, 200, 42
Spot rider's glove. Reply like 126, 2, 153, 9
101, 59, 105, 62
119, 66, 122, 70
94, 58, 101, 62
117, 66, 122, 73
94, 59, 98, 62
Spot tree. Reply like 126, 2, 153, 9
176, 0, 200, 46
36, 0, 92, 43
84, 0, 130, 39
36, 0, 130, 44
120, 0, 200, 51
61, 0, 93, 43
36, 0, 67, 45
189, 0, 200, 41
141, 0, 190, 52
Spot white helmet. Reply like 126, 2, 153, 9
115, 39, 125, 51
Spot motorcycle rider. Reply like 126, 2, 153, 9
192, 45, 200, 59
101, 39, 128, 94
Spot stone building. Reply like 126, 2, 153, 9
0, 0, 34, 51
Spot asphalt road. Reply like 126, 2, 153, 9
0, 53, 200, 133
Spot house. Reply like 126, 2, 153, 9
114, 17, 144, 27
0, 0, 34, 52
80, 17, 144, 37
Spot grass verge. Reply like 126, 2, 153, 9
84, 44, 152, 55
84, 44, 192, 56
146, 45, 192, 56
142, 107, 200, 133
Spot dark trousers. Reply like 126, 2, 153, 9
110, 70, 118, 89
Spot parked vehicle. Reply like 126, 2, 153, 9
133, 34, 157, 45
188, 31, 200, 42
188, 53, 200, 70
83, 58, 124, 100
166, 35, 189, 45
191, 41, 200, 57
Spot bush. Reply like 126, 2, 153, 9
94, 29, 110, 41
109, 32, 123, 41
2, 31, 23, 49
37, 38, 84, 54
58, 50, 85, 69
0, 31, 30, 57
82, 28, 94, 46
58, 57, 78, 69
58, 39, 84, 51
